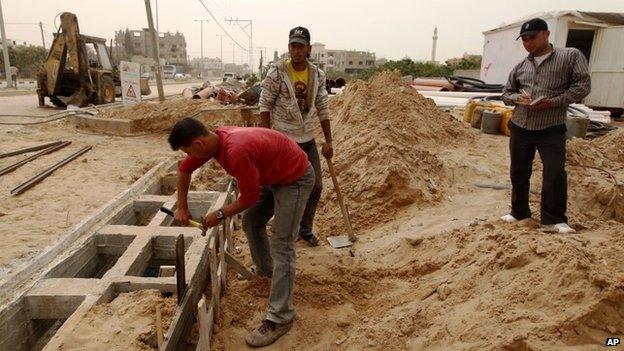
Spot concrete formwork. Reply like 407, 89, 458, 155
0, 159, 243, 350
69, 106, 261, 136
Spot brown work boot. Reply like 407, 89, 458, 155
245, 320, 293, 347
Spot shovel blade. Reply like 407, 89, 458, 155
327, 235, 353, 248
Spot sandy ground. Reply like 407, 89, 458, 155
213, 129, 624, 350
210, 73, 624, 350
1, 71, 623, 350
52, 290, 177, 350
0, 118, 175, 282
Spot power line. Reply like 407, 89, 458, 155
195, 0, 248, 53
204, 0, 248, 47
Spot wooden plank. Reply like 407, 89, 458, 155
196, 295, 210, 351
175, 234, 187, 305
161, 228, 217, 351
208, 235, 219, 317
156, 304, 164, 348
225, 252, 254, 280
219, 221, 226, 292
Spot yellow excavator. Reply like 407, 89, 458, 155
36, 12, 149, 107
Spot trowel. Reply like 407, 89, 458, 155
325, 158, 357, 248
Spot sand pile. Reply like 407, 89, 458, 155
349, 220, 624, 350
565, 130, 624, 223
95, 99, 255, 133
316, 71, 474, 233
212, 218, 624, 350
97, 99, 222, 121
54, 290, 176, 350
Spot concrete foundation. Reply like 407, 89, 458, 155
0, 158, 242, 350
69, 106, 261, 136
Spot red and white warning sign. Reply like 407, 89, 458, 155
120, 61, 141, 104
126, 84, 137, 98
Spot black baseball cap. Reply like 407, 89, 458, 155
289, 26, 310, 45
517, 18, 548, 39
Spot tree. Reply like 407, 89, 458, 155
358, 58, 453, 80
0, 45, 47, 78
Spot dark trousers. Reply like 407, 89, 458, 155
509, 122, 568, 225
297, 139, 323, 237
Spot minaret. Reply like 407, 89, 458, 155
431, 26, 438, 63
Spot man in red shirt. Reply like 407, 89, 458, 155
168, 117, 314, 347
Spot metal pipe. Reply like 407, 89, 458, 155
192, 86, 215, 99
0, 141, 71, 176
181, 87, 193, 99
0, 141, 65, 159
11, 145, 92, 196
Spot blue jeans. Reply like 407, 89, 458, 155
297, 139, 323, 238
241, 165, 315, 323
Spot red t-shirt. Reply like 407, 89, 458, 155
179, 126, 309, 207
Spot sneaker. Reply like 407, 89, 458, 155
298, 233, 320, 247
500, 214, 518, 223
540, 223, 576, 234
245, 320, 293, 347
553, 223, 576, 233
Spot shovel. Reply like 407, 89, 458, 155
325, 158, 357, 248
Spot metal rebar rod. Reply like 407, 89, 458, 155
0, 141, 71, 176
0, 141, 65, 159
10, 145, 92, 196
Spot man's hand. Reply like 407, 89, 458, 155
516, 95, 532, 105
202, 211, 221, 230
529, 98, 552, 111
321, 142, 333, 159
174, 207, 191, 226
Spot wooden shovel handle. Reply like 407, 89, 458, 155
326, 158, 357, 242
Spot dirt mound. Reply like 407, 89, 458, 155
96, 98, 254, 132
566, 130, 624, 223
97, 99, 222, 121
316, 71, 474, 234
381, 221, 624, 350
211, 219, 624, 350
54, 289, 177, 350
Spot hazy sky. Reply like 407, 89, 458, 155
2, 0, 623, 67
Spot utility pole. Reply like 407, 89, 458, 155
216, 34, 226, 70
0, 0, 13, 89
144, 0, 164, 101
155, 0, 159, 34
39, 21, 45, 50
194, 19, 209, 78
225, 18, 253, 75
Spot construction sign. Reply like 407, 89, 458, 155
120, 61, 141, 104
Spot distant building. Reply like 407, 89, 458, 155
310, 43, 376, 74
114, 29, 188, 68
191, 57, 223, 77
223, 63, 249, 77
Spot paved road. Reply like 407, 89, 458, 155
0, 81, 206, 117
